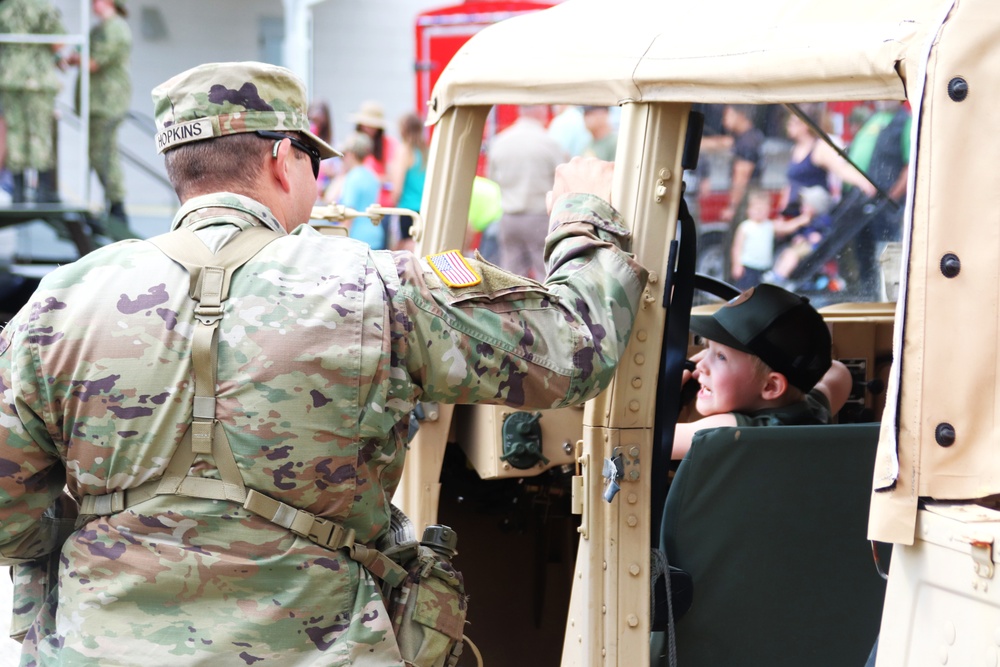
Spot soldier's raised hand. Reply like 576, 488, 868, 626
547, 156, 614, 213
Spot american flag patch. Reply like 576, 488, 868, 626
426, 250, 481, 288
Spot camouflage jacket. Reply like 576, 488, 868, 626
0, 0, 64, 92
77, 14, 131, 117
0, 191, 647, 665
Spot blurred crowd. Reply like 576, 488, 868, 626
692, 101, 911, 301
464, 101, 911, 300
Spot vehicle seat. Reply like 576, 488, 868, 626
657, 423, 886, 667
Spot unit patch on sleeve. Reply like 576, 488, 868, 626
426, 250, 482, 288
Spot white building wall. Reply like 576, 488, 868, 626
311, 0, 443, 149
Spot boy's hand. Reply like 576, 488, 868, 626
546, 157, 614, 213
679, 348, 706, 404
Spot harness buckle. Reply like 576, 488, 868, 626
195, 305, 224, 326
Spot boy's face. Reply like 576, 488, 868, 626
694, 340, 768, 416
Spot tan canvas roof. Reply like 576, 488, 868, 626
427, 0, 953, 122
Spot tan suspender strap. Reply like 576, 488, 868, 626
150, 227, 279, 457
80, 224, 406, 586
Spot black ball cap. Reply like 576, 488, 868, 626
689, 284, 832, 392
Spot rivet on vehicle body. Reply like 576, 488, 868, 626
634, 353, 645, 365
636, 330, 647, 342
940, 254, 961, 278
629, 563, 641, 576
948, 77, 969, 102
626, 514, 637, 527
632, 377, 642, 389
627, 493, 638, 504
629, 400, 640, 412
627, 614, 639, 627
935, 423, 956, 447
629, 446, 640, 458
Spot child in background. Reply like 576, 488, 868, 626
672, 284, 852, 460
771, 185, 833, 280
730, 190, 775, 290
327, 132, 386, 250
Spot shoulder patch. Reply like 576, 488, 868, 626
426, 250, 481, 288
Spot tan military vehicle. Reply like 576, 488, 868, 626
379, 0, 997, 665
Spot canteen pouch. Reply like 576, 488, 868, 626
388, 544, 468, 667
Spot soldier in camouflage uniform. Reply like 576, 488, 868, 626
65, 0, 134, 238
0, 61, 648, 665
0, 0, 64, 203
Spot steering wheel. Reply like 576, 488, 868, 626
693, 273, 740, 301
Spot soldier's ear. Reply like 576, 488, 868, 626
268, 137, 294, 193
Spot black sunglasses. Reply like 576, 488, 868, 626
256, 130, 321, 178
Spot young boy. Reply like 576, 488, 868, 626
672, 283, 852, 460
730, 190, 775, 290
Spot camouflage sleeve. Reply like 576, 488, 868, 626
390, 193, 648, 409
0, 309, 69, 565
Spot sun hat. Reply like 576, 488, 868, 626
350, 100, 386, 129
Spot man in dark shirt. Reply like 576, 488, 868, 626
719, 104, 764, 225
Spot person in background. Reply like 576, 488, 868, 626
729, 190, 774, 291
0, 0, 64, 204
350, 100, 396, 207
387, 112, 427, 251
548, 105, 591, 158
308, 100, 341, 202
487, 105, 566, 279
718, 104, 764, 226
779, 108, 874, 218
582, 106, 617, 162
845, 100, 911, 299
64, 0, 135, 239
334, 131, 385, 249
770, 185, 833, 281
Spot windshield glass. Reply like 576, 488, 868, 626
686, 100, 909, 307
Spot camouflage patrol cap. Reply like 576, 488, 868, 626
151, 61, 341, 158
